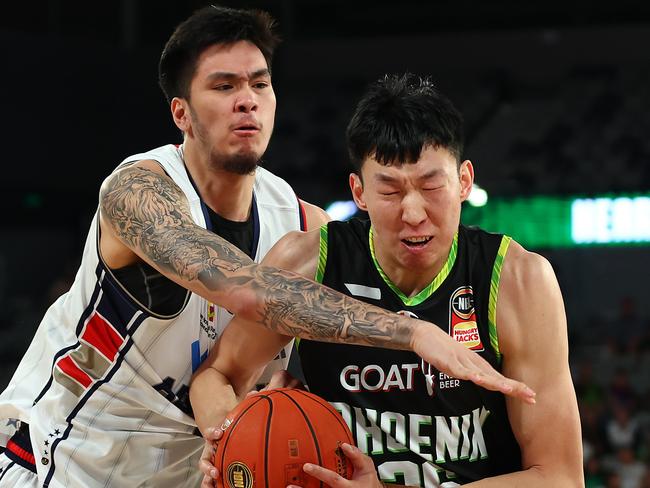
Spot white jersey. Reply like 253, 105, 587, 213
0, 144, 304, 487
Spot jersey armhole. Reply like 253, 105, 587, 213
487, 235, 512, 363
95, 204, 190, 320
297, 197, 307, 231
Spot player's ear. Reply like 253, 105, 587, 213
171, 98, 191, 133
459, 160, 474, 202
349, 173, 367, 211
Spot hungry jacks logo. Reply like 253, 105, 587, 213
449, 286, 484, 352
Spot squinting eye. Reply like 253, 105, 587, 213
215, 84, 233, 91
253, 82, 270, 89
380, 192, 399, 196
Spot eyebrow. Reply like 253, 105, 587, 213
374, 169, 442, 183
417, 169, 443, 181
206, 68, 271, 82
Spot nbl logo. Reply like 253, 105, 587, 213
452, 288, 474, 319
449, 286, 484, 351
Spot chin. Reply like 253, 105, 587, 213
401, 250, 436, 268
215, 150, 261, 175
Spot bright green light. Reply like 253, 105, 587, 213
461, 193, 650, 248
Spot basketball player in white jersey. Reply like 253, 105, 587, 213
0, 7, 534, 488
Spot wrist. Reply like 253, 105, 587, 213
409, 319, 426, 354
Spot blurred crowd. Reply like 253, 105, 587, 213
573, 297, 650, 488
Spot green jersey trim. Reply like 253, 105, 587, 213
315, 224, 329, 283
488, 235, 512, 361
302, 224, 330, 351
369, 227, 458, 307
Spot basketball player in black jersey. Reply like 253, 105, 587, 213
193, 74, 582, 487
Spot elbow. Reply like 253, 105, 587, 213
225, 282, 262, 323
527, 464, 584, 488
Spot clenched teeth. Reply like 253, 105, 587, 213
403, 236, 432, 244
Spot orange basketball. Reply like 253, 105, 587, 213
213, 388, 355, 488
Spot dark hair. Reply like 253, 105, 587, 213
346, 73, 464, 172
158, 5, 280, 103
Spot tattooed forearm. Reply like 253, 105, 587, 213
250, 266, 414, 349
100, 166, 253, 289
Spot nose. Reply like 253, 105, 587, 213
235, 87, 258, 113
401, 192, 427, 227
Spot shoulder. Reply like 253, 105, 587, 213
263, 228, 322, 279
501, 240, 556, 296
100, 159, 170, 196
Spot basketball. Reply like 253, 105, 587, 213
213, 388, 355, 488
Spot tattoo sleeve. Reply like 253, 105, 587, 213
100, 166, 253, 289
100, 166, 414, 349
249, 265, 414, 349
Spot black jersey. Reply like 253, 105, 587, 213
298, 219, 521, 486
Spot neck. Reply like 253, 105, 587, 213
371, 229, 454, 299
182, 142, 255, 222
380, 259, 442, 298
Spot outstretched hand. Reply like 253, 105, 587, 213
412, 324, 536, 403
287, 443, 384, 488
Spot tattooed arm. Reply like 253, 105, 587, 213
100, 164, 404, 346
100, 163, 535, 400
99, 163, 398, 347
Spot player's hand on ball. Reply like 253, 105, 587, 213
412, 323, 536, 404
288, 443, 383, 488
245, 370, 306, 399
199, 425, 224, 488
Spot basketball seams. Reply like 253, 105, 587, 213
273, 389, 325, 488
263, 396, 273, 488
291, 389, 355, 445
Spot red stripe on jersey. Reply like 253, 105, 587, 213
57, 356, 93, 388
81, 312, 124, 361
7, 439, 36, 466
299, 199, 307, 231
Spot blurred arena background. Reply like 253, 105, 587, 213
1, 1, 649, 486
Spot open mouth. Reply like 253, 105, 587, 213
401, 236, 433, 248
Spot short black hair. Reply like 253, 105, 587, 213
346, 73, 464, 172
158, 5, 280, 103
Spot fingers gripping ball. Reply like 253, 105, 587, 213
213, 388, 355, 488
